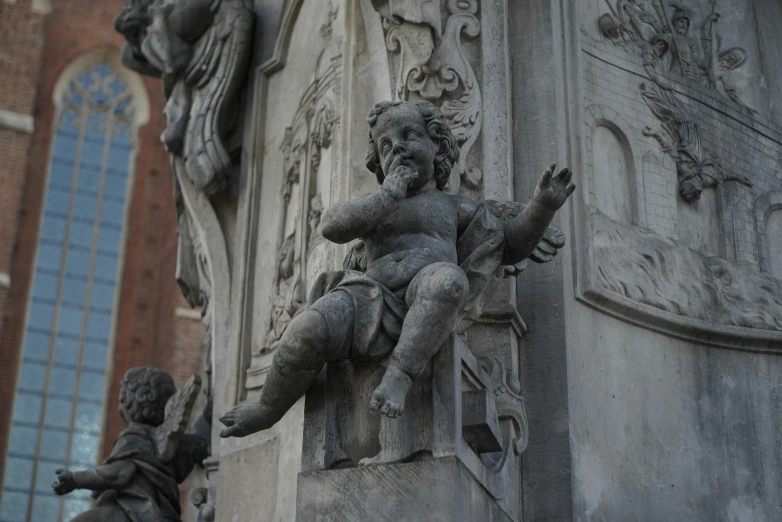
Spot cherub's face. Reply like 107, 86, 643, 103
372, 104, 438, 190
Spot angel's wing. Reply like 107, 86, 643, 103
155, 374, 202, 462
486, 199, 566, 265
182, 0, 254, 193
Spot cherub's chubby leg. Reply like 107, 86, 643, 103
370, 262, 468, 418
220, 292, 354, 437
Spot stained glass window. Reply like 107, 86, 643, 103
0, 61, 137, 522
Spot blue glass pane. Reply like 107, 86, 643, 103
40, 214, 67, 242
0, 489, 29, 522
40, 428, 70, 462
49, 160, 74, 190
32, 271, 59, 300
74, 401, 102, 433
101, 198, 126, 225
64, 497, 93, 521
23, 330, 51, 362
53, 132, 78, 163
107, 145, 130, 175
69, 431, 99, 466
18, 362, 47, 393
76, 167, 101, 193
97, 224, 121, 253
45, 189, 71, 215
58, 305, 84, 337
85, 112, 105, 140
86, 313, 111, 341
79, 371, 105, 399
8, 425, 38, 457
32, 490, 60, 522
28, 302, 55, 331
62, 276, 87, 305
73, 193, 98, 221
50, 366, 77, 395
44, 397, 73, 429
91, 282, 116, 309
32, 464, 60, 493
105, 173, 128, 199
53, 335, 80, 365
65, 247, 91, 278
36, 243, 63, 272
4, 457, 34, 490
94, 253, 118, 282
13, 392, 42, 424
83, 342, 107, 371
69, 221, 94, 247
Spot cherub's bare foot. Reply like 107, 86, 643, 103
370, 365, 413, 418
219, 402, 279, 438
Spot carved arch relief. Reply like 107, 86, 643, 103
755, 190, 782, 279
584, 105, 640, 225
576, 106, 782, 350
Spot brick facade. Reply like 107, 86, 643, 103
0, 0, 206, 488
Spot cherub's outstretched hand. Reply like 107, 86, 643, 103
52, 469, 76, 496
532, 163, 575, 211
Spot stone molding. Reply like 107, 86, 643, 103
0, 109, 34, 134
0, 272, 10, 289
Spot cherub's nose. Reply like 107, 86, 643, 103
393, 143, 406, 155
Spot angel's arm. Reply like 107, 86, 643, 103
503, 164, 574, 266
52, 461, 136, 495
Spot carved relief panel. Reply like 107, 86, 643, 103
245, 2, 342, 393
573, 0, 782, 349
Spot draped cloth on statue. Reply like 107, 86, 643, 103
90, 425, 182, 522
303, 202, 507, 365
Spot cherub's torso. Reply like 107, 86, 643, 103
363, 189, 460, 293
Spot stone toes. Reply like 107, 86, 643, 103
380, 402, 391, 415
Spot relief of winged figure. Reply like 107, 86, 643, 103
52, 368, 210, 522
114, 0, 254, 194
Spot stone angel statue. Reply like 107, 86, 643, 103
52, 367, 210, 522
114, 0, 254, 193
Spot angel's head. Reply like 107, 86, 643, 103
365, 101, 459, 191
119, 367, 176, 426
114, 0, 155, 51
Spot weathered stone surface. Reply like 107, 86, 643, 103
215, 438, 280, 522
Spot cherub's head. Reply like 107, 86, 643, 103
119, 367, 176, 426
365, 101, 459, 191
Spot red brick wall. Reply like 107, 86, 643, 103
0, 0, 206, 478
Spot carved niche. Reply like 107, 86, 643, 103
246, 5, 342, 390
373, 0, 483, 193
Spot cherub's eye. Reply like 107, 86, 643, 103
381, 141, 391, 155
406, 131, 420, 140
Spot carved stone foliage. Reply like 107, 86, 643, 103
596, 0, 757, 203
374, 0, 482, 193
255, 19, 341, 358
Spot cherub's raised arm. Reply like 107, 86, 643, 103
320, 166, 415, 244
52, 461, 137, 495
504, 164, 574, 265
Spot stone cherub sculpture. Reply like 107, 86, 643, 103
52, 367, 210, 522
219, 100, 575, 437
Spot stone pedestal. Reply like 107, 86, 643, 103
297, 334, 526, 522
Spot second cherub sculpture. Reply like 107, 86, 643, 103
220, 100, 575, 438
52, 367, 210, 522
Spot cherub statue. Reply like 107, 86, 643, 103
219, 100, 575, 437
52, 367, 210, 522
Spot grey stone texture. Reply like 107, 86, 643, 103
109, 0, 782, 520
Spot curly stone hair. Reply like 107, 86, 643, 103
365, 101, 459, 191
119, 367, 176, 426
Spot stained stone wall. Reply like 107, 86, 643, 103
165, 0, 782, 520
